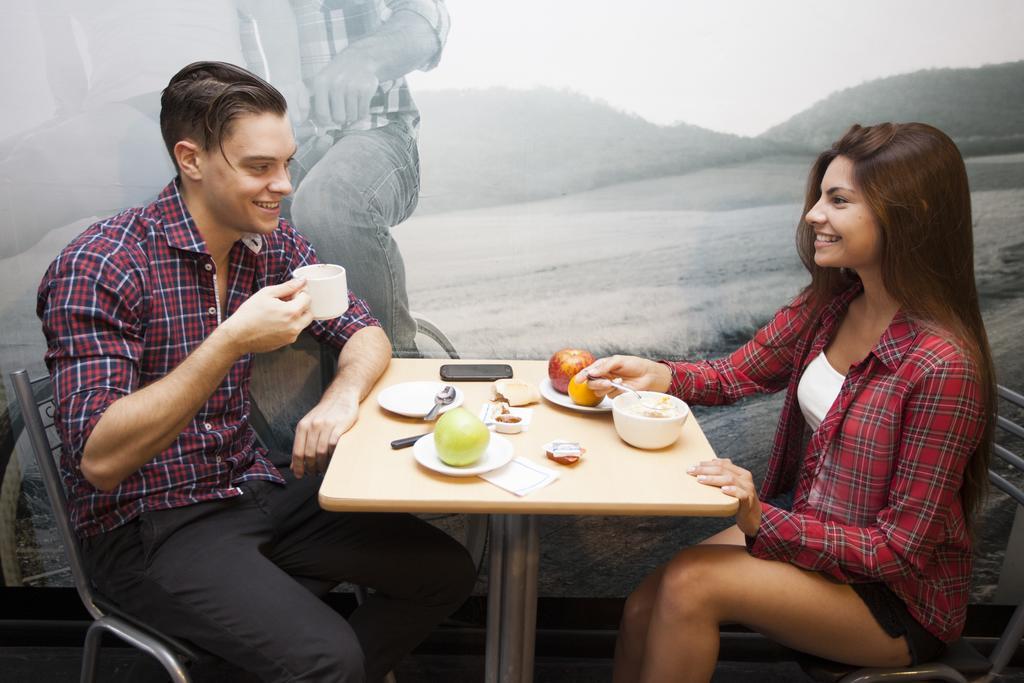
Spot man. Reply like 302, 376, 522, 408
37, 61, 474, 683
239, 0, 450, 358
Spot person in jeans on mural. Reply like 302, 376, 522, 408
579, 123, 994, 682
239, 0, 450, 357
36, 61, 474, 683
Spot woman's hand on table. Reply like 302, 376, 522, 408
688, 458, 762, 537
573, 355, 672, 398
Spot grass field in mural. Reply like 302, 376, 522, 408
399, 156, 809, 362
399, 154, 1024, 366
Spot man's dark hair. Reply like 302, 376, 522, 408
160, 61, 288, 173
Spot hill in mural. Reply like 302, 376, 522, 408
414, 62, 1024, 214
413, 87, 801, 214
760, 61, 1024, 154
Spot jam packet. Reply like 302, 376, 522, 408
543, 439, 585, 466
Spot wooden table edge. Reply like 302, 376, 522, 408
318, 491, 739, 517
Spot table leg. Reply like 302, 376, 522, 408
485, 514, 504, 683
520, 515, 540, 676
485, 514, 540, 683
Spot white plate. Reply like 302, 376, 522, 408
539, 378, 613, 413
413, 433, 515, 477
376, 381, 465, 418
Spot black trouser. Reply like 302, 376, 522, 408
82, 466, 476, 683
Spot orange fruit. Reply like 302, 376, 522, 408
568, 376, 602, 407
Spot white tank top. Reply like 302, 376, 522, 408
797, 351, 845, 430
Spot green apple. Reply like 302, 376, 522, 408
434, 407, 490, 467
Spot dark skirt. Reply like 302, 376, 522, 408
851, 582, 945, 664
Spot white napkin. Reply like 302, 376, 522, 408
479, 457, 559, 496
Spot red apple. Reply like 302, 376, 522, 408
548, 348, 596, 394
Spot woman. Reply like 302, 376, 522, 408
578, 123, 995, 682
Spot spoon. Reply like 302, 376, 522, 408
606, 378, 646, 402
589, 374, 661, 409
423, 385, 457, 421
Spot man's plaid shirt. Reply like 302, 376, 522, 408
37, 181, 379, 539
664, 283, 986, 643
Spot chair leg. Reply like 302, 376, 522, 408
79, 622, 104, 683
149, 645, 191, 683
91, 616, 192, 683
989, 602, 1024, 675
838, 664, 968, 683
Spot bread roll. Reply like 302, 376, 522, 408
491, 379, 540, 406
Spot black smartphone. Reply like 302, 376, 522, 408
439, 363, 513, 382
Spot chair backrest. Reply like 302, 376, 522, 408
993, 385, 1024, 505
9, 369, 104, 620
990, 384, 1024, 673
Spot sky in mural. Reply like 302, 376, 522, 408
409, 0, 1024, 135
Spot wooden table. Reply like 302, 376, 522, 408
319, 359, 738, 683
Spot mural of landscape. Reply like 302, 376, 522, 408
396, 62, 1024, 598
1, 1, 1022, 617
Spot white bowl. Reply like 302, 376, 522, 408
611, 391, 690, 449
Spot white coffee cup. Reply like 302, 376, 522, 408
293, 263, 349, 320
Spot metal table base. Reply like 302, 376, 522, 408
485, 514, 540, 683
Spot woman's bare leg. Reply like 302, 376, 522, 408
613, 564, 665, 683
638, 545, 911, 683
697, 524, 746, 547
612, 525, 744, 682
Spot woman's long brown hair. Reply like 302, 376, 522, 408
795, 122, 995, 527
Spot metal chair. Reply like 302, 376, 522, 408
10, 369, 197, 683
799, 384, 1024, 683
410, 312, 460, 360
